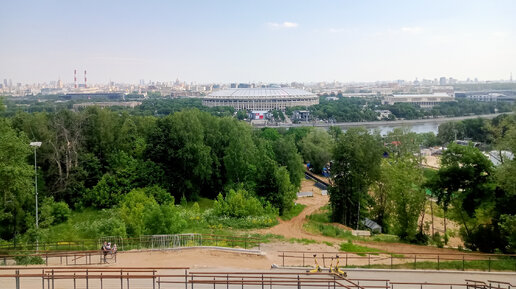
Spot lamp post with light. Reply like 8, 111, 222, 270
29, 141, 41, 250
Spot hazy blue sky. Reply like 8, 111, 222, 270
1, 0, 515, 84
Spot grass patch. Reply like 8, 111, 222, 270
339, 241, 384, 256
346, 258, 516, 272
14, 255, 45, 265
423, 167, 438, 181
288, 238, 318, 245
324, 241, 334, 247
369, 234, 400, 243
304, 206, 356, 240
304, 220, 355, 239
280, 204, 306, 221
188, 198, 214, 211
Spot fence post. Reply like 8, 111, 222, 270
390, 254, 393, 269
152, 270, 155, 289
303, 253, 305, 267
86, 269, 88, 289
368, 254, 371, 267
185, 270, 188, 289
121, 269, 123, 289
15, 269, 19, 289
42, 269, 44, 289
462, 255, 465, 271
101, 273, 103, 289
52, 269, 54, 289
297, 275, 300, 289
488, 257, 491, 272
323, 254, 325, 267
282, 252, 285, 267
437, 255, 440, 270
262, 274, 264, 289
414, 255, 416, 269
73, 273, 76, 289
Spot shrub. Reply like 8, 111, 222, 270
77, 214, 127, 238
52, 201, 71, 224
213, 189, 275, 218
143, 203, 186, 235
144, 185, 174, 205
432, 232, 444, 248
14, 255, 45, 265
39, 197, 71, 227
119, 188, 158, 236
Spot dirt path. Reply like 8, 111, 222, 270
254, 180, 480, 258
255, 180, 330, 239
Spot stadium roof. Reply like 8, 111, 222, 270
207, 88, 316, 99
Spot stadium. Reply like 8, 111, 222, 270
203, 88, 319, 110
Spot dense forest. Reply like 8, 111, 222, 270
1, 98, 515, 253
292, 96, 514, 122
3, 95, 513, 122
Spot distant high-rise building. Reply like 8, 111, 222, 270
237, 83, 251, 88
3, 79, 7, 87
439, 77, 447, 86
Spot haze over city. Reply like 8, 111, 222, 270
1, 0, 515, 84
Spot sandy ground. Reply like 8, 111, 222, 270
254, 180, 330, 240
423, 155, 441, 169
422, 202, 464, 248
115, 248, 272, 270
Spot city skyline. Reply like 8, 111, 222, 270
1, 0, 515, 84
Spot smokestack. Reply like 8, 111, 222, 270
84, 70, 87, 88
74, 69, 77, 88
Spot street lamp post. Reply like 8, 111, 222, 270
30, 141, 42, 251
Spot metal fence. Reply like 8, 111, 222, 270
0, 234, 261, 266
0, 267, 513, 289
0, 250, 106, 266
278, 251, 516, 272
0, 234, 261, 253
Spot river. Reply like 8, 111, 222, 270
260, 113, 509, 136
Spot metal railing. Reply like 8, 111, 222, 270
0, 233, 262, 253
278, 251, 516, 272
0, 250, 106, 266
0, 267, 514, 289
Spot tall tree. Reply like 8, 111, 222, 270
146, 109, 212, 200
329, 127, 382, 228
427, 143, 505, 251
0, 119, 34, 240
299, 128, 333, 173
